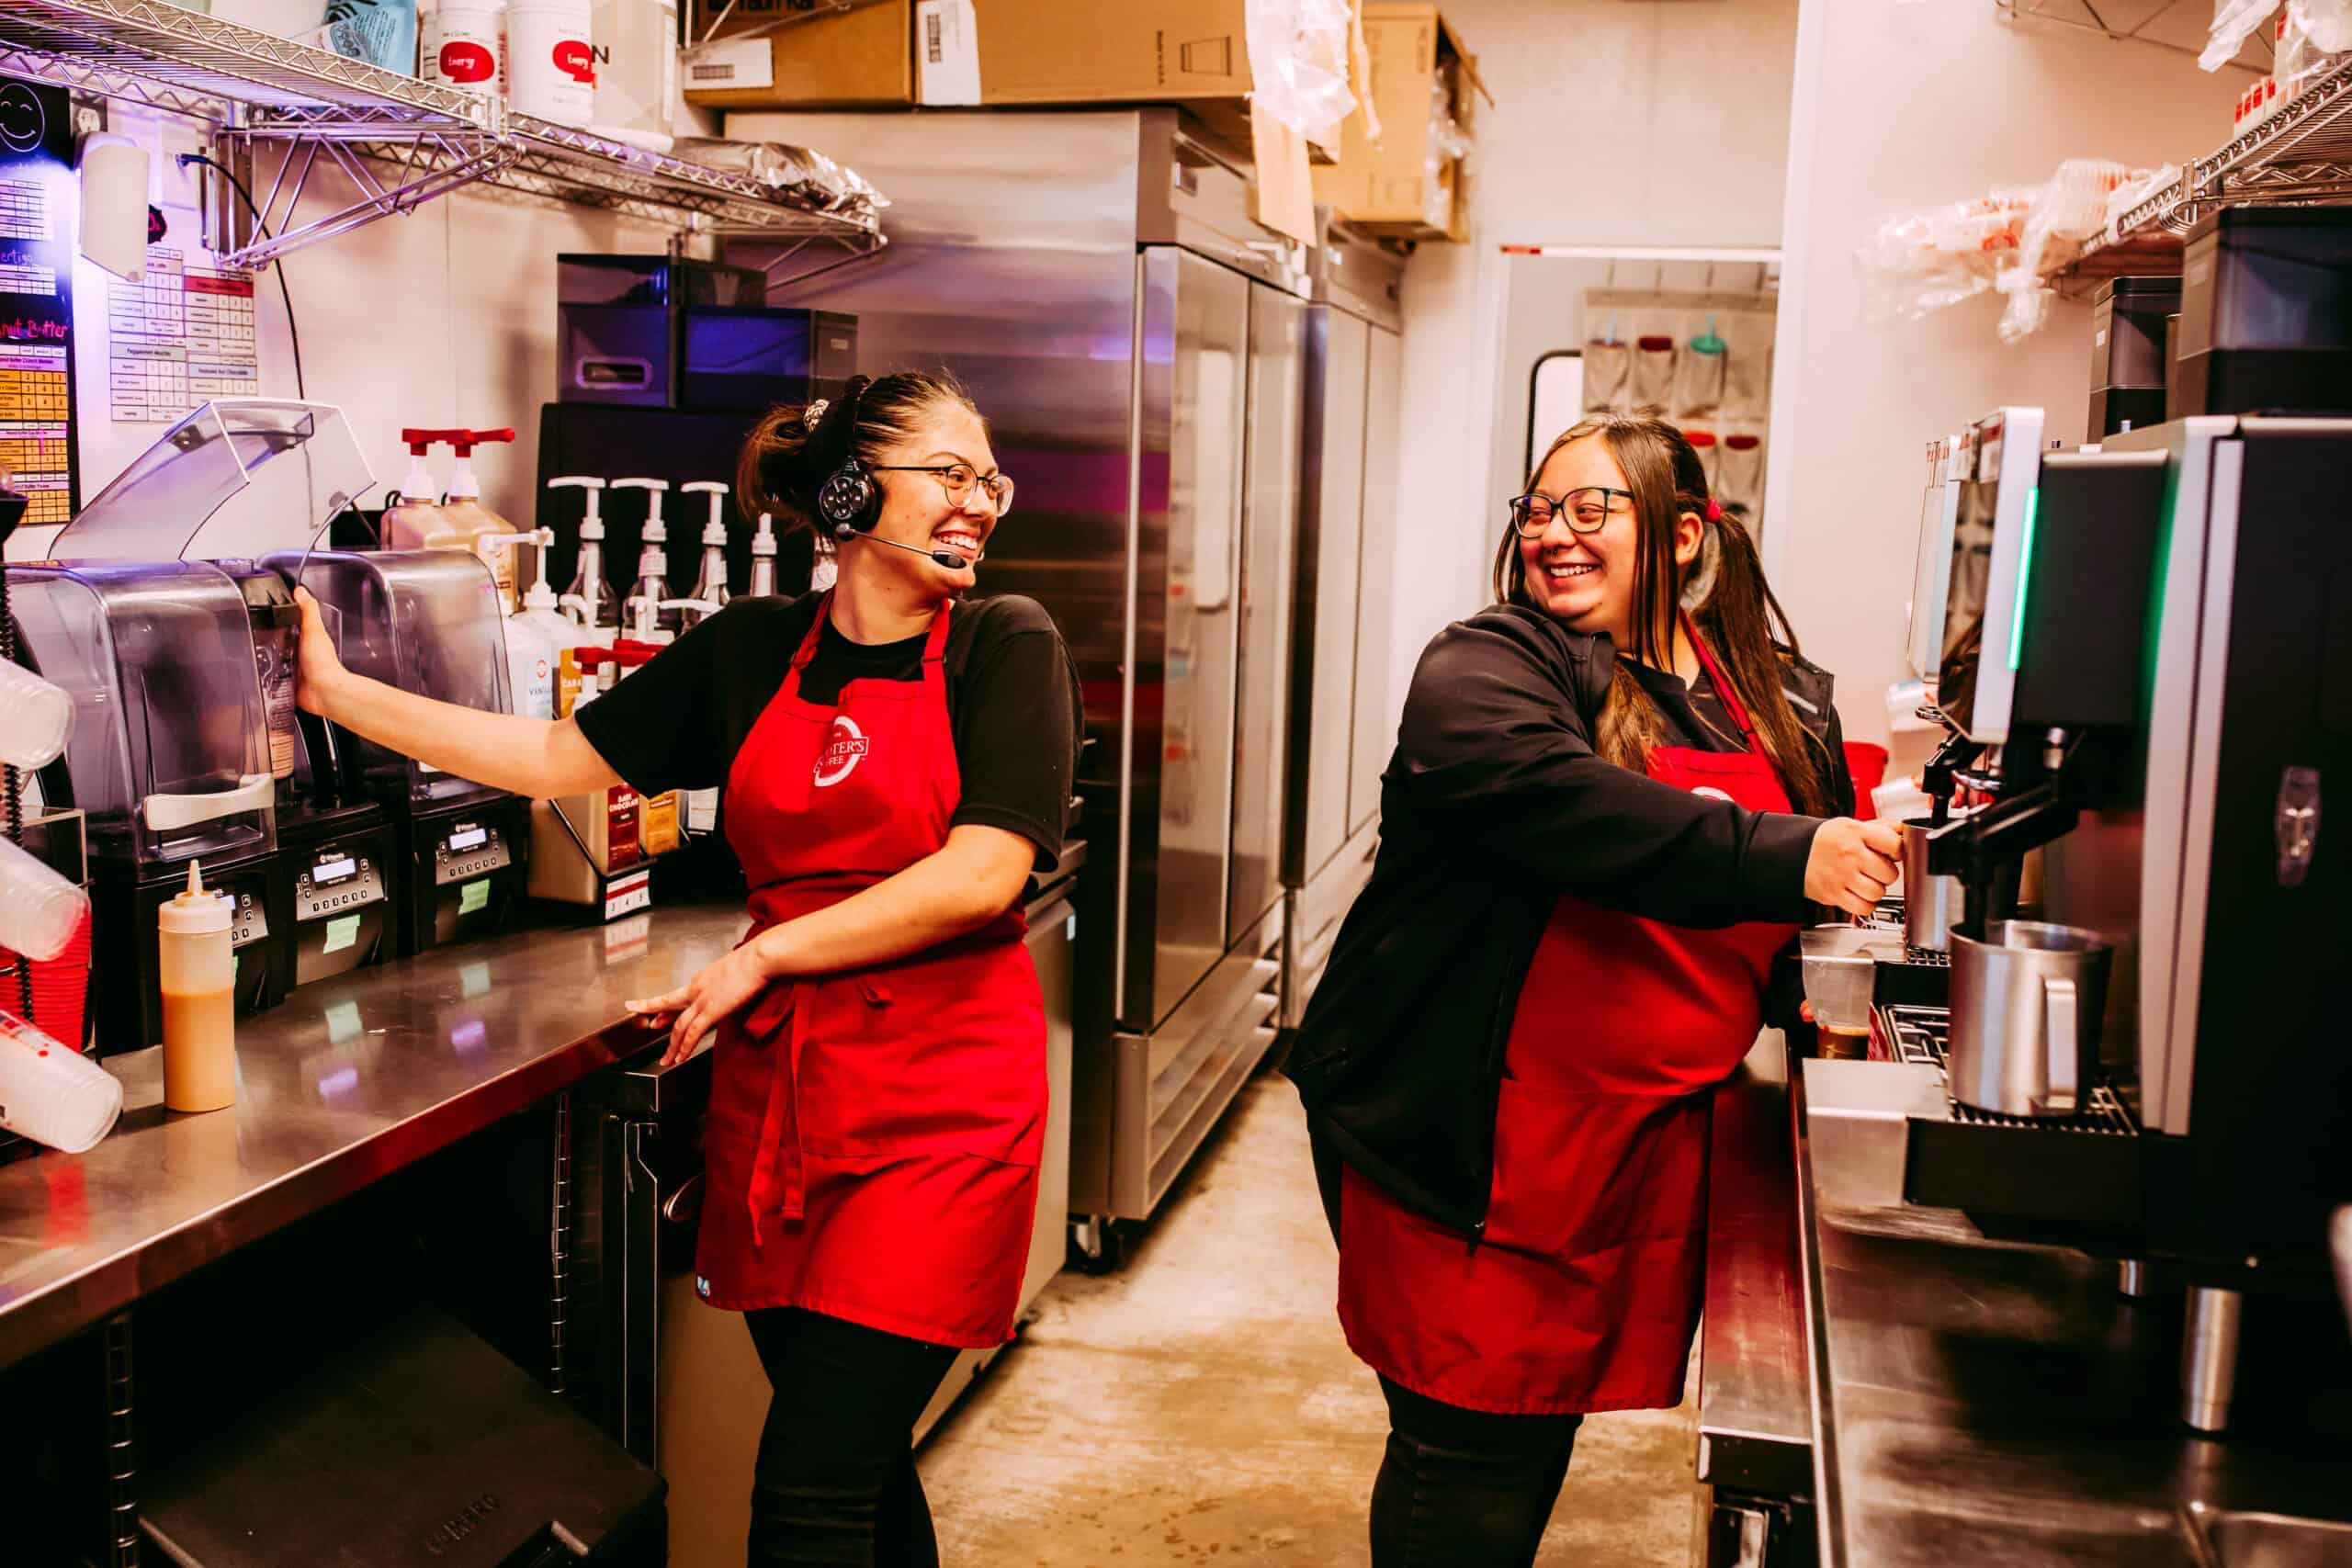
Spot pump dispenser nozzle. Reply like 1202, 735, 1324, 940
613, 477, 672, 543
684, 479, 729, 546
548, 477, 617, 629
519, 527, 560, 613
749, 511, 780, 599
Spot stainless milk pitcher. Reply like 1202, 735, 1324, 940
1898, 818, 1966, 953
1947, 920, 2113, 1118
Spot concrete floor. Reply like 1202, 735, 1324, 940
919, 1076, 1703, 1566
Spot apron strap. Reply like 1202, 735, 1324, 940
920, 597, 952, 694
1679, 609, 1767, 764
788, 591, 832, 674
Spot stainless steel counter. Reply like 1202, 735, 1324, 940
1798, 1055, 2352, 1567
1697, 1032, 1814, 1501
0, 903, 751, 1369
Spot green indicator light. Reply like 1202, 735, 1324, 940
2007, 486, 2040, 673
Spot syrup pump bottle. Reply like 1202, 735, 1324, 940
548, 476, 619, 632
749, 513, 780, 599
680, 479, 732, 628
614, 478, 679, 640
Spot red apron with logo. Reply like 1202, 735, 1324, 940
1336, 620, 1804, 1414
694, 597, 1046, 1348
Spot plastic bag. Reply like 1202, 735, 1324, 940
1996, 159, 2143, 342
1246, 0, 1358, 142
669, 138, 889, 220
2203, 0, 2281, 70
2290, 0, 2352, 50
2105, 163, 2181, 233
1856, 188, 2034, 322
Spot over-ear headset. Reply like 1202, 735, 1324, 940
814, 377, 879, 536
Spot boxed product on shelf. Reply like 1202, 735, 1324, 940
685, 0, 1340, 163
684, 0, 917, 108
1311, 3, 1484, 242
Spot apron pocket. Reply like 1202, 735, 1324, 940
1483, 1080, 1711, 1262
797, 965, 1046, 1166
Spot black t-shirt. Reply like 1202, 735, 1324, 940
572, 592, 1081, 867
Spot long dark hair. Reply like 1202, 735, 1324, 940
1495, 413, 1835, 818
736, 368, 983, 531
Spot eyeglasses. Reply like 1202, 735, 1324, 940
1509, 487, 1632, 536
872, 463, 1015, 519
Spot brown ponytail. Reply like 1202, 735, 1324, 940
735, 368, 985, 533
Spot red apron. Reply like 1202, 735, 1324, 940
1336, 618, 1803, 1415
694, 597, 1046, 1348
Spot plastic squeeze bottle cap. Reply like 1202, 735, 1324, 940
684, 479, 729, 546
445, 427, 516, 501
520, 526, 560, 612
613, 478, 671, 543
548, 476, 607, 539
158, 859, 230, 936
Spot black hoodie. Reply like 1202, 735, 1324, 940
1286, 604, 1845, 1234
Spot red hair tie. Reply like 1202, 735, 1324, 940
1704, 499, 1724, 523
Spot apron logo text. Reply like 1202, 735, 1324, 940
813, 716, 871, 788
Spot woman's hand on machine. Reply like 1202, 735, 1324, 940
1804, 818, 1903, 919
628, 940, 779, 1066
291, 587, 349, 717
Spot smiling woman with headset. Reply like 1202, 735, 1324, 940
292, 371, 1081, 1565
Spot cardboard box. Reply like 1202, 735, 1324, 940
1313, 2, 1484, 240
684, 0, 913, 109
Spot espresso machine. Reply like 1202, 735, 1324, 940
5, 561, 285, 1048
265, 549, 529, 958
1895, 408, 2349, 1432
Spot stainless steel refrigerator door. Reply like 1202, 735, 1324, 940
1129, 246, 1250, 1030
1351, 325, 1404, 832
1293, 307, 1371, 886
1227, 282, 1304, 945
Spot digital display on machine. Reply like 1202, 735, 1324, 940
1937, 473, 1997, 734
312, 854, 357, 886
447, 826, 488, 852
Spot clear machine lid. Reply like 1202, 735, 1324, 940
261, 548, 511, 808
5, 560, 275, 866
51, 400, 375, 562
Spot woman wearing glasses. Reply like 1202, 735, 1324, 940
292, 371, 1078, 1566
1288, 413, 1896, 1566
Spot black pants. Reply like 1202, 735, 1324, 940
1373, 1377, 1584, 1567
1309, 1120, 1586, 1567
741, 1306, 958, 1567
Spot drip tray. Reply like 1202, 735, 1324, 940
1882, 1004, 2146, 1231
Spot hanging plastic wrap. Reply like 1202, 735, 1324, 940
1855, 188, 2035, 323
1857, 161, 2158, 339
668, 138, 889, 223
2104, 163, 2182, 233
1418, 63, 1472, 228
2204, 0, 2282, 69
1995, 159, 2143, 342
2290, 0, 2352, 51
1244, 0, 1359, 143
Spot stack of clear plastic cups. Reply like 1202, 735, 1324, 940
0, 1008, 122, 1153
0, 660, 73, 771
0, 834, 87, 964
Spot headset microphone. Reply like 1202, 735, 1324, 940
836, 523, 981, 572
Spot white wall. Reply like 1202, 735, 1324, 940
1767, 0, 2243, 747
1383, 0, 1801, 729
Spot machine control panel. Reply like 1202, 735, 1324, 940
228, 888, 269, 949
433, 820, 514, 886
295, 844, 389, 922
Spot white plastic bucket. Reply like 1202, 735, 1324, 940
507, 0, 594, 126
423, 0, 505, 93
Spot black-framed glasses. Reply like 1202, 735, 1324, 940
1510, 486, 1632, 536
871, 463, 1015, 518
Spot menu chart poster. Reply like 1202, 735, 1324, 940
0, 79, 77, 527
108, 246, 259, 423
